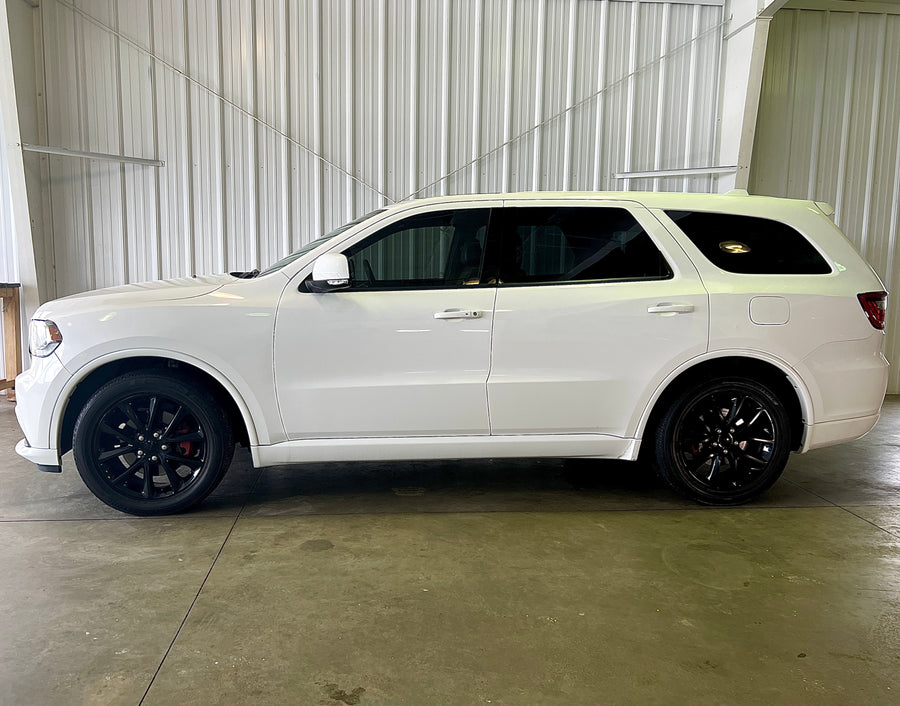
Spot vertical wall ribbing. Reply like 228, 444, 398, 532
36, 0, 725, 296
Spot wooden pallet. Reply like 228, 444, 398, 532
0, 283, 22, 402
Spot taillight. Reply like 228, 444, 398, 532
858, 291, 887, 330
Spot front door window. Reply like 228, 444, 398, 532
345, 209, 491, 289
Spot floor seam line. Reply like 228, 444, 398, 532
0, 516, 237, 523
836, 505, 900, 540
783, 479, 900, 540
138, 466, 265, 705
782, 478, 842, 508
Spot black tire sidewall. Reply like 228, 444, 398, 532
72, 371, 234, 515
654, 377, 791, 505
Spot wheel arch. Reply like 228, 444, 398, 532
56, 354, 257, 457
637, 354, 809, 456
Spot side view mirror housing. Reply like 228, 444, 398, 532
306, 253, 351, 293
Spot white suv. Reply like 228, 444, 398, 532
14, 191, 889, 515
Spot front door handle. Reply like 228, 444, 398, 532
647, 303, 695, 314
434, 310, 482, 320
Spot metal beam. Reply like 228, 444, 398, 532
614, 165, 738, 179
20, 143, 164, 167
733, 16, 773, 190
759, 1, 792, 18
783, 1, 900, 14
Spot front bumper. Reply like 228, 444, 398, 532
15, 438, 61, 471
13, 352, 69, 457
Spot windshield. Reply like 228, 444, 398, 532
257, 209, 387, 276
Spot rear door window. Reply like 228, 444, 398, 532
665, 211, 832, 275
493, 206, 672, 285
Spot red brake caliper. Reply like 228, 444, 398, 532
175, 426, 195, 457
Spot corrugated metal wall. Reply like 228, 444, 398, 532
36, 0, 725, 298
751, 6, 900, 392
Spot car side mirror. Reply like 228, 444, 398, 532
306, 253, 351, 293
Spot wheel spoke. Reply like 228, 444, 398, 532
146, 395, 159, 430
706, 455, 722, 481
118, 402, 142, 429
169, 455, 203, 470
159, 458, 184, 492
164, 432, 203, 444
161, 405, 185, 438
745, 409, 763, 429
684, 454, 711, 476
726, 396, 746, 425
732, 419, 773, 445
97, 445, 135, 463
109, 458, 143, 486
696, 413, 715, 435
142, 460, 153, 498
99, 422, 134, 445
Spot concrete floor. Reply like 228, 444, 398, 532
1, 398, 898, 706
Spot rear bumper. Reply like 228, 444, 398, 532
803, 337, 889, 423
801, 412, 881, 453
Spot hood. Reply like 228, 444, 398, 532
54, 274, 235, 303
36, 274, 236, 320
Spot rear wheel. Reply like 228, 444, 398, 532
72, 371, 234, 516
654, 377, 791, 505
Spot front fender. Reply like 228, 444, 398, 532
49, 345, 284, 454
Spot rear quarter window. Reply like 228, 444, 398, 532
665, 211, 832, 275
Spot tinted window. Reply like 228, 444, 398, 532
665, 211, 831, 275
496, 207, 672, 285
344, 209, 490, 290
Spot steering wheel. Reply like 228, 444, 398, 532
364, 259, 376, 285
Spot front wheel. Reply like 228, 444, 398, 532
654, 377, 791, 505
72, 371, 234, 516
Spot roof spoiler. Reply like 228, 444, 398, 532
814, 201, 836, 217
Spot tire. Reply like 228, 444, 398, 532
654, 377, 791, 505
72, 371, 234, 516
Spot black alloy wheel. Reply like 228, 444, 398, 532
654, 377, 791, 505
73, 371, 234, 515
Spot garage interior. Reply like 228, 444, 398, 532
1, 0, 899, 703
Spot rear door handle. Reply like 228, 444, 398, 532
434, 310, 482, 320
647, 303, 695, 314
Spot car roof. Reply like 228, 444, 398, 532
384, 190, 823, 217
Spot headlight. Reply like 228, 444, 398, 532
29, 319, 62, 358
